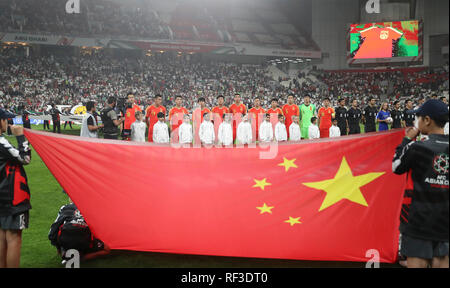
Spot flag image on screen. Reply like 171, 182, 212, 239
350, 20, 419, 59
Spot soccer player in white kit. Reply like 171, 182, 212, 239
131, 111, 147, 142
259, 114, 274, 143
218, 114, 234, 146
237, 114, 253, 145
179, 114, 193, 145
275, 114, 288, 142
289, 116, 301, 141
199, 113, 215, 145
153, 112, 170, 144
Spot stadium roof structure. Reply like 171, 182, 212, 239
0, 0, 321, 58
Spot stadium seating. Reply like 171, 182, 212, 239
0, 0, 319, 49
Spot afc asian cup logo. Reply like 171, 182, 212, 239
433, 154, 449, 174
74, 209, 82, 218
380, 31, 389, 40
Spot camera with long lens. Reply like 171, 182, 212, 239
115, 97, 128, 116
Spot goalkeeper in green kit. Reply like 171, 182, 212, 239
299, 95, 317, 139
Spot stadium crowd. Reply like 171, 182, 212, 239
1, 52, 448, 115
1, 0, 169, 39
0, 50, 448, 143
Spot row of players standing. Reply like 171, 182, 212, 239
126, 93, 323, 143
338, 97, 417, 135
98, 92, 417, 144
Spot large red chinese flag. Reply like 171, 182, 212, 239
24, 129, 406, 263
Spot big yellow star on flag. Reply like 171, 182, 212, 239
302, 157, 385, 212
253, 178, 271, 191
278, 157, 298, 172
256, 203, 274, 214
285, 217, 302, 226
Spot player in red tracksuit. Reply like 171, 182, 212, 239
267, 98, 284, 136
211, 95, 229, 138
248, 97, 266, 142
229, 93, 247, 142
145, 94, 166, 142
169, 96, 189, 143
193, 97, 211, 145
318, 98, 335, 138
123, 93, 142, 140
282, 94, 300, 139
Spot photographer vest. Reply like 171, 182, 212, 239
80, 112, 98, 138
101, 107, 118, 136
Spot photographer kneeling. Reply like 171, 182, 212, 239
101, 97, 124, 140
48, 202, 110, 264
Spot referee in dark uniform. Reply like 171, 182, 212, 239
403, 99, 416, 127
363, 97, 378, 133
335, 98, 348, 136
392, 99, 449, 268
347, 99, 362, 135
391, 101, 404, 129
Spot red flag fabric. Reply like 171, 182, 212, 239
24, 129, 406, 263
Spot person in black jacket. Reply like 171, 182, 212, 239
347, 99, 362, 135
363, 97, 378, 133
50, 104, 61, 134
63, 108, 73, 130
335, 98, 348, 136
4, 105, 14, 135
403, 99, 416, 128
390, 101, 404, 129
43, 109, 50, 130
101, 97, 124, 140
22, 109, 31, 130
0, 108, 32, 268
48, 202, 110, 264
392, 99, 449, 268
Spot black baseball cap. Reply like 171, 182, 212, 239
409, 99, 448, 119
0, 108, 16, 119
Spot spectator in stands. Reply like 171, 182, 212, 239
0, 52, 448, 131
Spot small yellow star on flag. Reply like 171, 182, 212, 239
256, 203, 274, 214
302, 157, 385, 212
278, 157, 298, 172
253, 178, 271, 191
285, 217, 302, 226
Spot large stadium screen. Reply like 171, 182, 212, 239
349, 20, 420, 63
